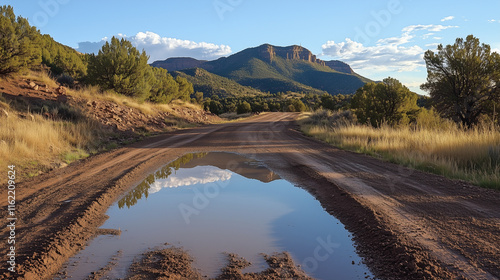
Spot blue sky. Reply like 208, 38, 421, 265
4, 0, 500, 94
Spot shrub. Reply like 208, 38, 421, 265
87, 37, 152, 100
351, 77, 419, 127
237, 101, 252, 114
57, 74, 75, 87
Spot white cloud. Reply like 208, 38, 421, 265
321, 24, 458, 73
425, 43, 440, 48
402, 24, 458, 33
488, 19, 499, 23
376, 32, 413, 45
149, 166, 232, 194
403, 81, 424, 88
77, 31, 232, 62
441, 16, 454, 22
322, 38, 425, 72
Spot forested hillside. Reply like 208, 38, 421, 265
0, 5, 193, 104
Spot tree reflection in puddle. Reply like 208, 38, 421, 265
58, 152, 373, 280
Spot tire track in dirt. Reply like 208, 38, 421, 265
1, 112, 499, 280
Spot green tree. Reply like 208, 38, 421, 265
0, 5, 41, 75
175, 76, 194, 101
286, 104, 296, 112
321, 93, 350, 111
351, 77, 419, 127
208, 100, 223, 114
149, 67, 179, 104
40, 34, 87, 79
194, 91, 204, 103
237, 101, 252, 114
421, 35, 500, 127
87, 37, 152, 100
286, 99, 307, 112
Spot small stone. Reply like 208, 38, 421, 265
0, 109, 8, 118
56, 86, 66, 95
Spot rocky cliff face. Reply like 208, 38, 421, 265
257, 44, 355, 74
151, 57, 206, 71
151, 44, 356, 75
324, 60, 354, 74
258, 44, 325, 65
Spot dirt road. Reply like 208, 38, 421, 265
1, 112, 499, 279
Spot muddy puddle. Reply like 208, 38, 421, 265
56, 152, 373, 279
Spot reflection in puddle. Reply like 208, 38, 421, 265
58, 152, 373, 279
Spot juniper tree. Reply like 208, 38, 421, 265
421, 35, 500, 127
0, 5, 41, 75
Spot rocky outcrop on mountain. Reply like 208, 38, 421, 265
151, 44, 370, 95
324, 60, 354, 74
258, 44, 326, 65
151, 44, 357, 75
151, 57, 206, 71
257, 45, 356, 74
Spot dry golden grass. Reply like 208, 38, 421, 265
299, 111, 500, 189
21, 70, 59, 88
70, 85, 204, 117
0, 111, 108, 178
0, 72, 113, 179
70, 85, 157, 115
0, 71, 210, 179
21, 70, 205, 117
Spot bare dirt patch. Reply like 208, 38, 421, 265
126, 246, 312, 280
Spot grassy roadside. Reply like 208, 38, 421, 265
0, 71, 214, 181
298, 110, 500, 189
0, 112, 109, 178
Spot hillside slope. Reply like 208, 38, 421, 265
171, 68, 266, 98
0, 71, 219, 180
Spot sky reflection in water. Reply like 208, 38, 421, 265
60, 152, 372, 280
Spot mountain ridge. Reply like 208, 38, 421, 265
151, 44, 370, 95
171, 68, 267, 98
152, 44, 355, 74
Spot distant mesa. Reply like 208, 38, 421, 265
257, 44, 354, 74
151, 57, 207, 72
258, 44, 324, 64
151, 43, 369, 95
324, 60, 354, 74
151, 44, 355, 74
